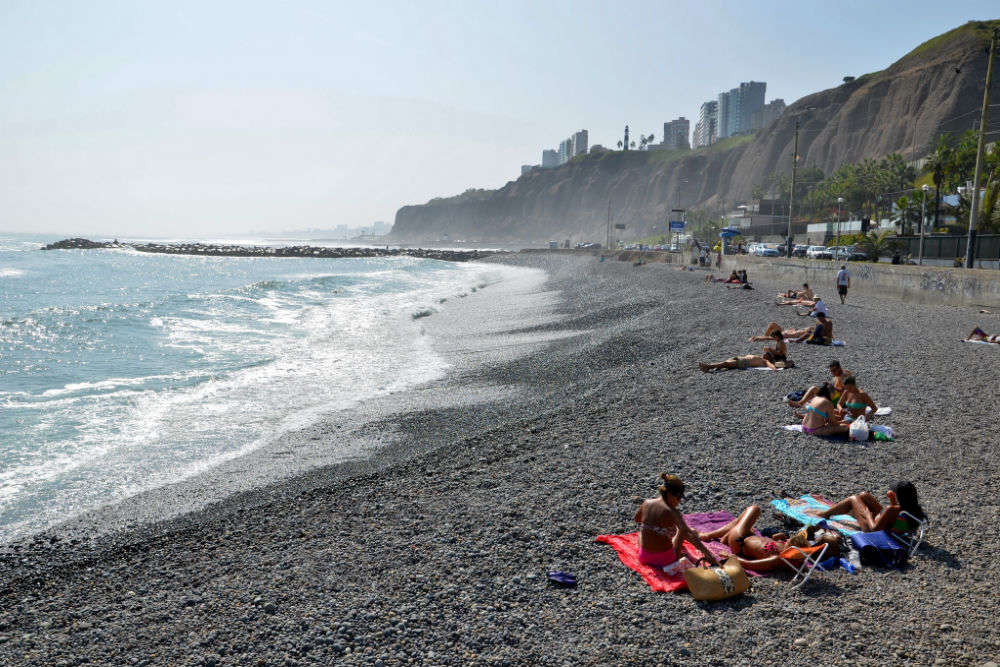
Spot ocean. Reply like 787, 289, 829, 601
0, 234, 532, 542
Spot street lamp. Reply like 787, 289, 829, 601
919, 184, 929, 265
836, 196, 845, 259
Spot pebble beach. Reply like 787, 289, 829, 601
2, 252, 999, 666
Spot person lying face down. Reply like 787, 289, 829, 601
633, 474, 719, 568
697, 505, 841, 571
698, 350, 795, 373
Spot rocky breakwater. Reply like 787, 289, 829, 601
41, 238, 502, 262
41, 238, 121, 250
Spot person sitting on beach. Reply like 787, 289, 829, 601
633, 474, 720, 568
794, 382, 849, 437
761, 330, 787, 364
778, 283, 813, 300
787, 360, 853, 407
738, 270, 749, 284
785, 312, 833, 344
966, 327, 1000, 343
836, 376, 877, 421
704, 271, 740, 284
811, 482, 926, 534
697, 505, 841, 571
797, 297, 828, 318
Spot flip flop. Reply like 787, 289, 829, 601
547, 571, 577, 588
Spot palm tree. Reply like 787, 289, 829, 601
857, 229, 903, 262
617, 140, 623, 150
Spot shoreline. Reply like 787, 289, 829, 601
3, 253, 999, 665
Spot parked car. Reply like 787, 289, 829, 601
759, 246, 779, 257
847, 245, 868, 261
792, 244, 809, 257
807, 245, 833, 259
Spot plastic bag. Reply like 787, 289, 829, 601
849, 415, 869, 441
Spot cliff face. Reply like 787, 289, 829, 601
392, 20, 1000, 242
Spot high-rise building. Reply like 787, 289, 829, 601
717, 82, 767, 138
558, 138, 572, 164
662, 117, 690, 150
736, 81, 766, 134
717, 91, 732, 139
572, 129, 588, 156
750, 98, 786, 131
542, 149, 559, 168
693, 101, 718, 148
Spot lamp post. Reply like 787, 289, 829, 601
836, 196, 844, 260
918, 184, 929, 265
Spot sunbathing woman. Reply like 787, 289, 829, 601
752, 323, 812, 341
966, 327, 1000, 343
794, 382, 849, 437
778, 283, 813, 300
697, 505, 841, 571
812, 482, 926, 533
705, 270, 741, 284
698, 352, 794, 372
836, 376, 878, 420
633, 474, 719, 568
787, 360, 852, 407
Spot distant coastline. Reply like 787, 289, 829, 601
41, 237, 504, 262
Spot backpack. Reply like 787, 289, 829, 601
850, 531, 909, 568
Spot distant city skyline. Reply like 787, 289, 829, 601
1, 1, 997, 236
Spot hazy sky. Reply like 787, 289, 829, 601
2, 1, 997, 237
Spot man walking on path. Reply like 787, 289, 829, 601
836, 265, 851, 304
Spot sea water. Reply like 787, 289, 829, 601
0, 234, 527, 542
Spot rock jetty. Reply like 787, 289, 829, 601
41, 238, 502, 262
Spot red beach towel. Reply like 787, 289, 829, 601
596, 511, 764, 593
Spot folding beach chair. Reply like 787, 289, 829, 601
891, 511, 928, 556
778, 542, 829, 589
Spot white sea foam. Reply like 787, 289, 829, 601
0, 268, 25, 277
1, 256, 548, 542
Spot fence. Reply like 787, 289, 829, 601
897, 235, 1000, 263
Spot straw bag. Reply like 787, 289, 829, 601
683, 557, 749, 601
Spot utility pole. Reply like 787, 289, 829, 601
606, 199, 612, 251
966, 27, 998, 269
786, 118, 800, 258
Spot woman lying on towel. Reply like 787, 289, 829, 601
698, 352, 794, 372
633, 474, 720, 568
697, 505, 841, 571
778, 283, 813, 300
812, 482, 926, 533
966, 327, 1000, 343
705, 271, 741, 284
835, 376, 877, 420
793, 382, 849, 437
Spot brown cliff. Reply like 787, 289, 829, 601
392, 20, 1000, 242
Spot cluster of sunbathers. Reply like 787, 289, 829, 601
785, 360, 881, 437
633, 474, 925, 572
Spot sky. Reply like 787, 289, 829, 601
1, 0, 998, 238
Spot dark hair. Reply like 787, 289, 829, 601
802, 283, 809, 288
816, 382, 833, 400
771, 330, 784, 340
841, 265, 846, 269
843, 376, 856, 386
893, 481, 926, 521
658, 473, 685, 501
829, 360, 841, 369
816, 312, 827, 319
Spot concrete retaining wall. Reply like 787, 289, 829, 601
720, 255, 1000, 307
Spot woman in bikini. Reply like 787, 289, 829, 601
836, 376, 878, 420
794, 382, 849, 437
778, 283, 813, 300
697, 505, 841, 571
633, 474, 719, 568
813, 482, 926, 534
761, 330, 787, 365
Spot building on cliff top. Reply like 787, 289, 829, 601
662, 117, 690, 150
